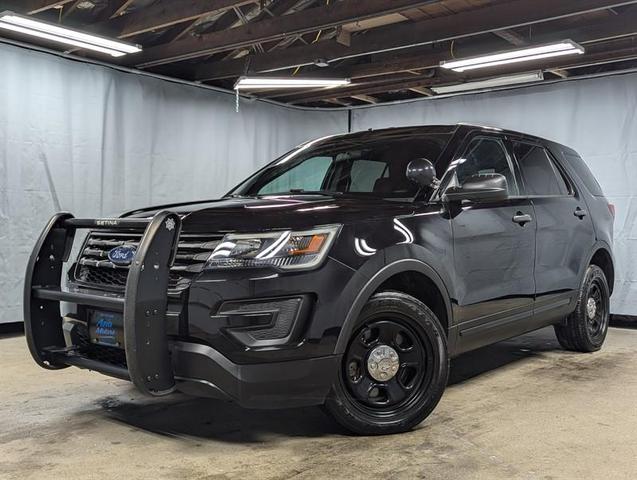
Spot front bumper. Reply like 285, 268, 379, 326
173, 342, 339, 408
54, 319, 339, 408
24, 211, 340, 407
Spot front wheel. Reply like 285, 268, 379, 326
325, 291, 449, 435
554, 264, 610, 352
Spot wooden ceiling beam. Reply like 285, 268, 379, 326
191, 0, 637, 81
109, 0, 137, 19
351, 94, 378, 104
492, 29, 528, 46
284, 36, 637, 104
322, 98, 351, 106
286, 77, 445, 104
4, 0, 76, 14
128, 0, 442, 67
19, 0, 73, 15
194, 5, 637, 84
91, 0, 256, 39
261, 71, 424, 99
409, 86, 434, 96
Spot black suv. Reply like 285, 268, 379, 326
25, 124, 614, 435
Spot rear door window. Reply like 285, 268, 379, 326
513, 143, 570, 196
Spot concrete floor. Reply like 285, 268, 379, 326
1, 326, 636, 480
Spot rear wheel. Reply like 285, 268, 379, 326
325, 291, 448, 435
554, 265, 610, 352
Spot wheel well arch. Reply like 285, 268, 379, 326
374, 271, 449, 336
335, 259, 453, 355
590, 247, 614, 294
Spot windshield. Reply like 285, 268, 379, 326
232, 133, 451, 199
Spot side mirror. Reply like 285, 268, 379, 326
442, 173, 509, 203
406, 158, 438, 189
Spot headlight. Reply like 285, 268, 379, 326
205, 226, 340, 271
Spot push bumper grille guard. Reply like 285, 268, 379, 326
24, 211, 182, 396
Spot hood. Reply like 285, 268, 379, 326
123, 195, 416, 232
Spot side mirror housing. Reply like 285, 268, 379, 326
442, 173, 509, 203
406, 158, 437, 189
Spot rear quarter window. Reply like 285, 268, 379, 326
562, 151, 604, 196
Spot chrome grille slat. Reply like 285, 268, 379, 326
87, 239, 140, 247
177, 241, 222, 250
73, 230, 222, 292
82, 248, 109, 258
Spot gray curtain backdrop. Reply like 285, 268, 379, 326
351, 74, 637, 315
0, 42, 347, 324
2, 41, 635, 323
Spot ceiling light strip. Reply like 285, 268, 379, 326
431, 71, 544, 94
234, 77, 351, 90
453, 49, 584, 72
0, 11, 141, 57
440, 40, 584, 72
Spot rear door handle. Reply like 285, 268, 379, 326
574, 207, 587, 219
512, 212, 532, 226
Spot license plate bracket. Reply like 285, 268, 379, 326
88, 310, 124, 348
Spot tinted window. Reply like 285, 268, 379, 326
243, 135, 450, 198
349, 159, 388, 192
444, 137, 519, 195
563, 151, 604, 196
513, 143, 569, 196
258, 156, 332, 194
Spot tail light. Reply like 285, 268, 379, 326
608, 203, 616, 219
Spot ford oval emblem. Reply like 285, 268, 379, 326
108, 245, 137, 266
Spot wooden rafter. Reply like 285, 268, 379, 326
283, 36, 637, 104
409, 86, 434, 96
191, 3, 637, 85
92, 0, 257, 39
109, 0, 137, 19
5, 0, 637, 106
287, 77, 447, 104
127, 0, 442, 67
18, 0, 75, 14
190, 0, 637, 81
351, 94, 378, 104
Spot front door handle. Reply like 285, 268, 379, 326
574, 207, 587, 219
512, 212, 532, 226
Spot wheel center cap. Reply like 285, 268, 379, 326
586, 297, 597, 319
367, 345, 400, 382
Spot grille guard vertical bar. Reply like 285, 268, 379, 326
124, 211, 181, 396
24, 212, 76, 369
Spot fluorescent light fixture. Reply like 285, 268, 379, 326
440, 41, 584, 72
234, 77, 351, 90
0, 11, 141, 57
431, 71, 544, 95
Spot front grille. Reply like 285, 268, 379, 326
73, 231, 223, 292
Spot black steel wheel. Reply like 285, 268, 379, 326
555, 264, 610, 352
325, 291, 449, 435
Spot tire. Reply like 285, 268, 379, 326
554, 265, 610, 353
325, 291, 449, 435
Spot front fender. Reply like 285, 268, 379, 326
333, 252, 454, 355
